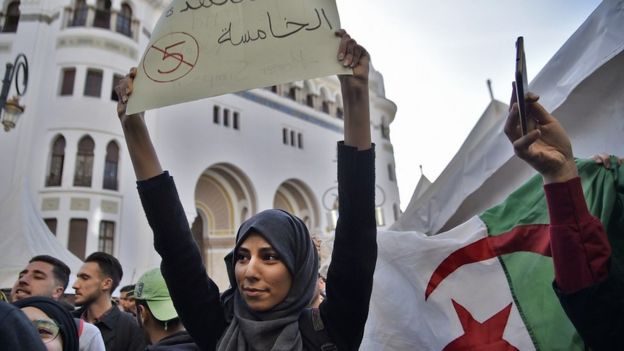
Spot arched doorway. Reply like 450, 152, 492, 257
194, 163, 256, 289
273, 179, 320, 233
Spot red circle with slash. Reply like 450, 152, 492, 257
143, 32, 200, 83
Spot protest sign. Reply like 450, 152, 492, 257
127, 0, 351, 114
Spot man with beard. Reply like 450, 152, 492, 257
73, 252, 145, 351
119, 285, 137, 316
11, 255, 69, 301
11, 255, 106, 351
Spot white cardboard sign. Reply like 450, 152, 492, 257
127, 0, 351, 114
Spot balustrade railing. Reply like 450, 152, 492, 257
62, 5, 139, 41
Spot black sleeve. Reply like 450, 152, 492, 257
124, 312, 147, 351
138, 172, 227, 351
320, 142, 377, 350
554, 262, 624, 351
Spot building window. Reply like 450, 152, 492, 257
306, 95, 314, 108
44, 219, 58, 236
393, 203, 401, 221
233, 112, 239, 130
103, 141, 119, 190
116, 2, 132, 37
111, 74, 123, 101
375, 207, 385, 226
336, 107, 344, 119
282, 128, 303, 149
70, 0, 88, 27
223, 109, 230, 127
98, 221, 115, 255
74, 136, 95, 187
60, 68, 76, 96
213, 105, 220, 124
46, 136, 66, 187
84, 69, 103, 97
288, 87, 297, 101
2, 1, 20, 33
68, 219, 88, 260
388, 163, 395, 182
322, 101, 330, 114
93, 0, 111, 29
381, 116, 391, 140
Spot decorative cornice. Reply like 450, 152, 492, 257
56, 34, 138, 60
236, 90, 344, 134
20, 11, 60, 25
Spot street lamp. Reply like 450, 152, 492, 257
1, 53, 28, 132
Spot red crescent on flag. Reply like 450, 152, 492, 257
425, 224, 551, 300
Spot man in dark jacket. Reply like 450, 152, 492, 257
134, 268, 199, 350
73, 252, 145, 351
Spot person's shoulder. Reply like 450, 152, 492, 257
79, 321, 106, 351
114, 308, 137, 324
114, 309, 143, 335
101, 306, 133, 328
81, 320, 102, 336
0, 301, 23, 324
298, 307, 337, 350
72, 306, 85, 318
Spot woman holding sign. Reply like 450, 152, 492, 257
115, 30, 376, 351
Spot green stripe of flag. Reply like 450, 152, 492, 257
479, 159, 622, 350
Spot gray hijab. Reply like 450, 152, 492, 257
218, 209, 319, 351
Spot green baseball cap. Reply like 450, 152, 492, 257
135, 268, 178, 322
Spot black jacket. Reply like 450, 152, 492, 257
138, 143, 376, 351
555, 263, 624, 351
74, 306, 146, 351
147, 331, 200, 350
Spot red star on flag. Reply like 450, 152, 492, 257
443, 300, 518, 351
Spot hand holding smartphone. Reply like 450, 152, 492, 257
515, 36, 529, 135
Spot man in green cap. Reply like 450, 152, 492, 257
134, 268, 199, 350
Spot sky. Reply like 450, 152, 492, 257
335, 0, 602, 209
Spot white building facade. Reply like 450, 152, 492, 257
0, 0, 399, 289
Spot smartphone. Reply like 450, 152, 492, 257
515, 36, 529, 135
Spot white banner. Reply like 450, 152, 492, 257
127, 0, 351, 114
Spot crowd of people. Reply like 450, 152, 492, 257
0, 250, 197, 350
0, 30, 621, 351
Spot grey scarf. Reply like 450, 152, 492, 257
218, 209, 319, 351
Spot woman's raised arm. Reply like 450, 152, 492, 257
114, 67, 163, 181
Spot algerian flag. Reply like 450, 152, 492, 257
362, 159, 623, 350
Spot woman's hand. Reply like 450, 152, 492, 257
114, 67, 144, 125
336, 30, 371, 150
114, 67, 162, 180
335, 29, 369, 92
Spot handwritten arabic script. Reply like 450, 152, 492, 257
180, 0, 256, 12
218, 8, 333, 47
126, 0, 350, 114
